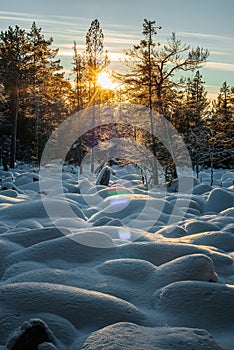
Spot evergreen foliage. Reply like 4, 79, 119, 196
0, 18, 232, 176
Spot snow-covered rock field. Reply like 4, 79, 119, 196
0, 164, 233, 349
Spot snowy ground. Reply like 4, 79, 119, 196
0, 163, 233, 349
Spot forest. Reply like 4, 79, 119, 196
1, 10, 234, 350
0, 19, 233, 180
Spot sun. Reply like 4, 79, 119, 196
97, 71, 117, 89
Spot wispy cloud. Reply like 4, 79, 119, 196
0, 11, 88, 31
177, 31, 233, 41
210, 50, 234, 56
205, 61, 234, 72
0, 10, 36, 18
104, 37, 138, 46
1, 10, 233, 95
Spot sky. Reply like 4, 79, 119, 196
0, 0, 233, 99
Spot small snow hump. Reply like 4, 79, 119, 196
6, 318, 56, 350
96, 166, 111, 186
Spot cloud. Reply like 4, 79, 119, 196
104, 37, 138, 46
0, 10, 35, 18
177, 31, 232, 41
210, 50, 234, 56
0, 11, 85, 29
205, 61, 234, 72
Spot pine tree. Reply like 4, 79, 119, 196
71, 41, 86, 111
214, 81, 233, 116
118, 19, 162, 183
120, 20, 209, 183
206, 82, 234, 169
137, 19, 161, 184
0, 25, 30, 167
85, 19, 109, 172
0, 23, 72, 165
26, 22, 71, 163
185, 71, 209, 177
85, 19, 109, 105
121, 24, 209, 114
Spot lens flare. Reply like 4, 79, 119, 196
108, 186, 130, 208
118, 229, 132, 241
97, 71, 117, 89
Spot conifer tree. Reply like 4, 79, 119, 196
0, 23, 71, 165
214, 81, 233, 116
122, 23, 209, 114
85, 19, 109, 171
120, 20, 209, 183
85, 19, 109, 105
206, 82, 234, 169
185, 71, 209, 176
0, 25, 30, 167
71, 41, 86, 110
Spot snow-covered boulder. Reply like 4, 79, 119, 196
78, 322, 224, 350
204, 188, 233, 213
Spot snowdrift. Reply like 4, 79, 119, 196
0, 165, 233, 349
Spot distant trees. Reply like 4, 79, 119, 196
175, 71, 209, 177
0, 18, 232, 175
213, 81, 233, 116
205, 82, 234, 169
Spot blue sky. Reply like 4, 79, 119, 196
0, 0, 233, 99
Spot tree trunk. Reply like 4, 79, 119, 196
210, 145, 214, 186
148, 110, 159, 185
10, 87, 19, 169
156, 86, 163, 115
91, 103, 96, 173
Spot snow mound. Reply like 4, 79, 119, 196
79, 322, 224, 350
156, 225, 188, 238
184, 219, 220, 234
153, 281, 234, 329
193, 183, 213, 195
221, 207, 234, 217
204, 188, 233, 213
6, 318, 56, 350
0, 198, 86, 224
1, 227, 70, 248
0, 166, 233, 349
0, 283, 145, 329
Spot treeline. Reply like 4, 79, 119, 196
0, 19, 233, 178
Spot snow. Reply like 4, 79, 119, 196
153, 281, 234, 331
6, 318, 56, 349
78, 323, 224, 350
0, 164, 233, 349
204, 188, 234, 213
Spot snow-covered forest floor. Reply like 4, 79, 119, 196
0, 163, 233, 349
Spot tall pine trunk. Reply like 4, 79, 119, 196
10, 86, 19, 168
